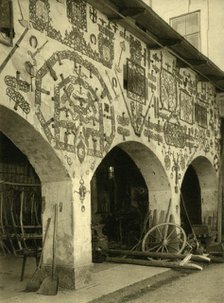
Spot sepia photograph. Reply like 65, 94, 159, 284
0, 0, 224, 302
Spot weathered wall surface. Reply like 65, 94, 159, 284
0, 0, 221, 288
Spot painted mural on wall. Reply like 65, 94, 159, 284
29, 0, 115, 69
35, 49, 115, 161
1, 0, 220, 185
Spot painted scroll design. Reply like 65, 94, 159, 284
117, 112, 130, 141
29, 0, 50, 33
179, 89, 194, 124
98, 32, 114, 69
143, 116, 163, 145
4, 72, 30, 114
195, 103, 207, 128
160, 68, 177, 113
35, 50, 115, 162
127, 59, 146, 104
29, 0, 116, 68
66, 0, 87, 31
116, 60, 152, 137
129, 35, 143, 65
74, 176, 89, 212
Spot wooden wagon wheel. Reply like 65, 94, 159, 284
142, 223, 187, 254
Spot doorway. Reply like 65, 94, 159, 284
91, 146, 149, 253
181, 164, 202, 235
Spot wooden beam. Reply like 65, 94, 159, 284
120, 7, 146, 18
102, 249, 210, 263
206, 75, 224, 81
160, 38, 182, 47
187, 59, 208, 66
106, 256, 203, 270
176, 59, 188, 68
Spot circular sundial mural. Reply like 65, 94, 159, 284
35, 50, 115, 162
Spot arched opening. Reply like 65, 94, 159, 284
180, 156, 218, 239
91, 146, 148, 253
0, 105, 73, 287
180, 164, 202, 235
0, 105, 70, 183
0, 132, 42, 257
91, 141, 171, 261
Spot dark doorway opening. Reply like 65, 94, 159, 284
181, 164, 202, 235
91, 146, 148, 257
0, 132, 42, 257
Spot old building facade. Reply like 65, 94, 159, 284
0, 0, 223, 289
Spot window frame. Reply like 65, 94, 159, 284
0, 0, 14, 46
170, 10, 201, 50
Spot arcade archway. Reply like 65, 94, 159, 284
180, 156, 218, 236
91, 141, 171, 259
0, 105, 73, 281
181, 164, 202, 235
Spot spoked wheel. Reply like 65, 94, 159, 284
142, 223, 187, 254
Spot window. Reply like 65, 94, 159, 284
170, 11, 200, 50
0, 0, 14, 46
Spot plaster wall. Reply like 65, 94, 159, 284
0, 0, 221, 288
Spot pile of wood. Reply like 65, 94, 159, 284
101, 248, 224, 271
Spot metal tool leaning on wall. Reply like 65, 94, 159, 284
38, 204, 59, 296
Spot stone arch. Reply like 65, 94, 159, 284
91, 140, 171, 254
0, 105, 70, 182
0, 105, 74, 284
118, 141, 171, 211
181, 156, 218, 232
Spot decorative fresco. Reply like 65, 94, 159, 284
117, 112, 130, 141
4, 72, 30, 114
89, 5, 98, 23
160, 68, 177, 113
179, 89, 194, 124
35, 50, 115, 161
163, 119, 186, 148
29, 0, 116, 69
127, 59, 146, 104
143, 117, 163, 145
129, 35, 143, 65
171, 153, 182, 193
144, 49, 220, 172
117, 63, 152, 137
98, 32, 114, 69
29, 0, 50, 33
195, 103, 207, 128
66, 0, 87, 31
0, 0, 220, 186
74, 176, 89, 212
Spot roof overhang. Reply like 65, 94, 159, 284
87, 0, 224, 92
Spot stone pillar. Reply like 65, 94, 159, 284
41, 180, 75, 289
72, 174, 93, 289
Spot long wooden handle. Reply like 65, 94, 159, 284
0, 27, 29, 74
52, 204, 58, 278
37, 217, 51, 269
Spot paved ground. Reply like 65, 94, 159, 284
1, 254, 223, 303
0, 255, 168, 303
93, 263, 224, 303
128, 263, 224, 303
